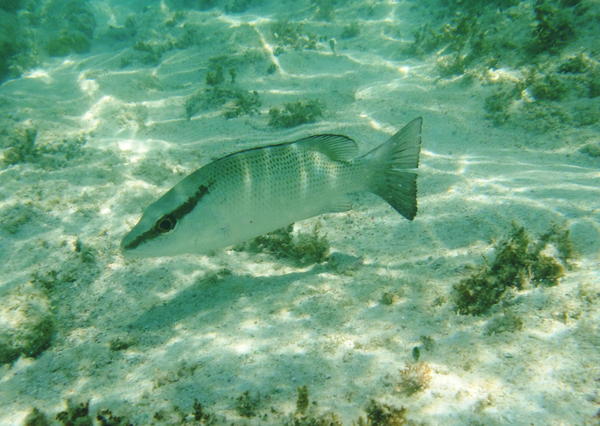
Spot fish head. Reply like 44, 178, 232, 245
121, 177, 222, 258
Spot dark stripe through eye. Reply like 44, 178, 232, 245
155, 214, 176, 233
123, 184, 211, 250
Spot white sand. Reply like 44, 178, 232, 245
1, 1, 599, 424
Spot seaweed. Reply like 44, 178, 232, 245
206, 63, 225, 86
484, 88, 517, 125
412, 347, 420, 361
588, 69, 600, 98
340, 22, 361, 39
412, 335, 435, 361
56, 400, 92, 426
23, 407, 50, 426
380, 291, 399, 306
439, 0, 520, 14
296, 385, 309, 415
530, 0, 575, 54
2, 123, 87, 169
185, 86, 260, 119
46, 29, 91, 56
436, 53, 468, 77
173, 24, 202, 48
271, 21, 317, 54
420, 335, 435, 351
312, 0, 336, 21
238, 224, 330, 265
183, 55, 264, 118
1, 123, 37, 166
409, 14, 480, 57
293, 225, 331, 264
527, 70, 568, 101
286, 412, 343, 425
62, 0, 97, 38
268, 100, 324, 128
361, 400, 408, 426
192, 399, 216, 423
235, 390, 260, 417
0, 281, 54, 364
453, 223, 575, 315
25, 389, 426, 425
223, 90, 260, 118
129, 40, 169, 66
537, 223, 575, 268
38, 0, 96, 57
558, 53, 592, 74
96, 409, 132, 426
109, 336, 137, 351
579, 142, 600, 158
397, 362, 432, 396
0, 202, 38, 234
28, 404, 147, 426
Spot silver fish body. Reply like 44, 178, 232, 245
121, 118, 422, 258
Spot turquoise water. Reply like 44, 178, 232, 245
1, 1, 599, 424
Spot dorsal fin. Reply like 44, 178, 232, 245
294, 134, 359, 161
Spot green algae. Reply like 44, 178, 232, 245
453, 223, 575, 316
268, 99, 324, 128
56, 400, 93, 426
397, 362, 432, 396
271, 20, 317, 54
235, 390, 260, 417
237, 224, 330, 265
0, 281, 54, 364
296, 385, 309, 415
361, 400, 408, 426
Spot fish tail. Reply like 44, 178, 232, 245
360, 117, 422, 220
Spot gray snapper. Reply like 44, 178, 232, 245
121, 117, 423, 257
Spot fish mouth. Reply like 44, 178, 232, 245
120, 232, 135, 252
120, 232, 147, 258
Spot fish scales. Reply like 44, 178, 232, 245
200, 144, 365, 239
121, 118, 422, 257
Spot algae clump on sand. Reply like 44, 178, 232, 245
268, 99, 324, 128
0, 281, 54, 364
453, 223, 574, 315
236, 223, 330, 265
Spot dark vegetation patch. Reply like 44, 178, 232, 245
361, 400, 408, 425
236, 223, 330, 266
235, 390, 260, 417
268, 99, 325, 128
453, 223, 575, 315
0, 282, 54, 364
579, 141, 600, 158
24, 393, 418, 426
271, 20, 318, 55
409, 0, 599, 132
184, 54, 264, 120
1, 122, 88, 169
397, 362, 432, 396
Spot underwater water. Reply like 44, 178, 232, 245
1, 0, 599, 424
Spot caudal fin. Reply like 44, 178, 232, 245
361, 117, 422, 220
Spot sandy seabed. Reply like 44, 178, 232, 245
0, 0, 599, 424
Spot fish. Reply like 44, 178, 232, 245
121, 117, 422, 258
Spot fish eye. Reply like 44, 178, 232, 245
155, 215, 176, 233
